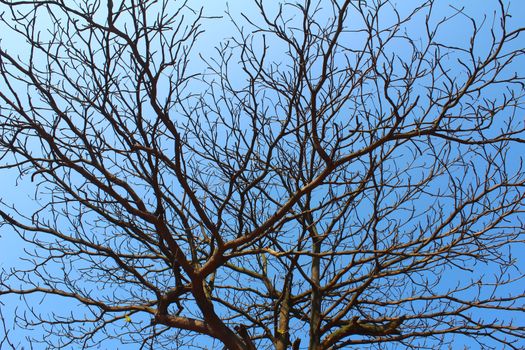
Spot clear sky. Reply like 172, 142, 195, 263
1, 0, 524, 349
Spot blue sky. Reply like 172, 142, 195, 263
1, 0, 524, 349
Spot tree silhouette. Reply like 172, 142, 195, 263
0, 0, 524, 349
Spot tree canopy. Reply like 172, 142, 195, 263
0, 0, 524, 349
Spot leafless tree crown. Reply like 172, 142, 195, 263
0, 0, 524, 349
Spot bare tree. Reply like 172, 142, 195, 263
0, 0, 524, 349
